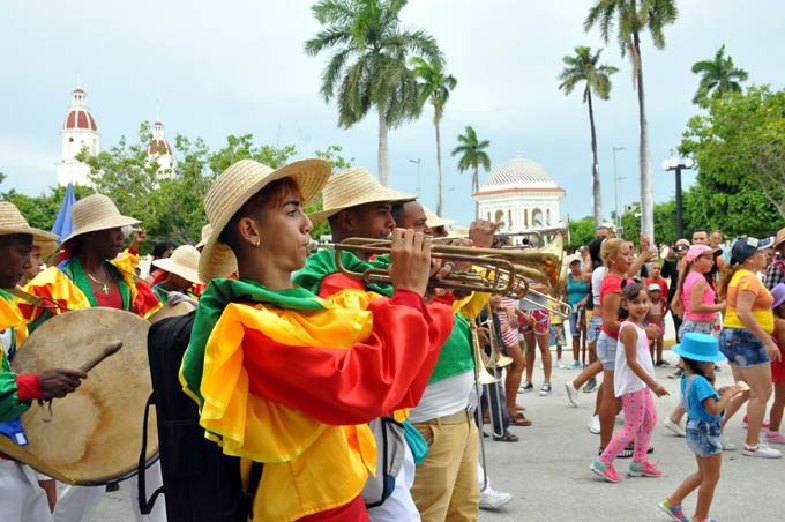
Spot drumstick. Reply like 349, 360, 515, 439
79, 341, 123, 373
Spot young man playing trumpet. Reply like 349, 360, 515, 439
0, 202, 88, 522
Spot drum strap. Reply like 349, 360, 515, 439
138, 393, 164, 515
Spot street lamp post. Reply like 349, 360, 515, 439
408, 158, 421, 197
662, 156, 695, 240
612, 146, 626, 232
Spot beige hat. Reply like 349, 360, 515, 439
0, 202, 60, 257
423, 206, 455, 229
195, 224, 211, 251
774, 228, 785, 249
199, 158, 331, 281
308, 167, 415, 224
152, 245, 201, 285
62, 194, 139, 245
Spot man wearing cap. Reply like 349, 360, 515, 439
0, 202, 88, 522
294, 168, 462, 521
764, 228, 785, 291
20, 194, 164, 522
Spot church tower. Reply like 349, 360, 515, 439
147, 120, 174, 174
57, 87, 99, 186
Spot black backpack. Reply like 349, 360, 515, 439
139, 311, 262, 521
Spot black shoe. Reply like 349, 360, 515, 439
618, 443, 634, 459
583, 378, 597, 394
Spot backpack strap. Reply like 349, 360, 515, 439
245, 462, 264, 519
138, 392, 164, 515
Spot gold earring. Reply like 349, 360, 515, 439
254, 240, 261, 247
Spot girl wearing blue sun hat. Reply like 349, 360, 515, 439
658, 333, 746, 522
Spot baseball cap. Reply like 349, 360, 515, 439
687, 244, 712, 262
730, 236, 774, 265
772, 283, 785, 310
648, 283, 662, 292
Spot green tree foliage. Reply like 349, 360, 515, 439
568, 216, 597, 250
305, 0, 442, 186
450, 125, 491, 218
558, 45, 619, 226
411, 56, 457, 216
691, 44, 748, 106
1, 183, 94, 233
680, 85, 785, 237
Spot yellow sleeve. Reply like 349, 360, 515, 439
454, 291, 490, 320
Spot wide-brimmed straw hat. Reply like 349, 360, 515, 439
152, 245, 201, 285
0, 201, 60, 257
774, 228, 785, 249
199, 158, 331, 281
62, 194, 139, 245
423, 206, 455, 229
195, 224, 211, 251
308, 168, 415, 224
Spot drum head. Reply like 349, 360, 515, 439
149, 301, 196, 324
12, 307, 156, 485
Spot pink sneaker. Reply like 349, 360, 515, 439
765, 431, 785, 445
742, 415, 770, 429
590, 459, 621, 483
628, 461, 662, 477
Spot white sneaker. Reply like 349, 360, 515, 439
589, 415, 600, 434
720, 435, 737, 451
663, 417, 686, 437
742, 442, 783, 458
479, 486, 512, 510
557, 360, 568, 369
565, 381, 580, 408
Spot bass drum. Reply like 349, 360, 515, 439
10, 307, 156, 485
148, 300, 196, 324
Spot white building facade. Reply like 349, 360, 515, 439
473, 156, 566, 233
57, 88, 99, 186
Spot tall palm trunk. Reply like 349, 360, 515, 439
472, 165, 479, 218
634, 31, 654, 241
586, 89, 603, 227
377, 107, 391, 186
434, 114, 443, 215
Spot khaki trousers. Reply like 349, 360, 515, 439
411, 411, 479, 522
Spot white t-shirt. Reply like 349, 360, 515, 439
591, 266, 606, 307
613, 321, 655, 397
408, 372, 474, 423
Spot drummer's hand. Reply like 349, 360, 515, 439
131, 230, 145, 248
168, 291, 198, 307
390, 228, 431, 296
38, 369, 88, 399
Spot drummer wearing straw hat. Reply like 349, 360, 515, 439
0, 201, 87, 522
180, 159, 453, 521
150, 244, 202, 305
20, 193, 164, 522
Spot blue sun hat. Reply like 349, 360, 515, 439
672, 333, 725, 363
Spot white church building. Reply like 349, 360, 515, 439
57, 87, 174, 186
473, 155, 566, 233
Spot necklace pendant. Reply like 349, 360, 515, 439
102, 283, 110, 295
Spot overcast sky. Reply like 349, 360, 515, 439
1, 0, 782, 226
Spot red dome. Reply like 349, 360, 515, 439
63, 109, 97, 131
148, 139, 173, 156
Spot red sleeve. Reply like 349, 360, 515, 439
431, 293, 457, 308
15, 374, 42, 401
318, 273, 366, 298
133, 279, 161, 317
241, 297, 454, 426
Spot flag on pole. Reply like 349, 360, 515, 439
51, 183, 76, 243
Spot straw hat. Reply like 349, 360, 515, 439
62, 194, 139, 245
423, 206, 455, 229
0, 201, 59, 257
151, 245, 201, 285
195, 224, 211, 251
774, 227, 785, 249
199, 158, 331, 281
308, 168, 415, 224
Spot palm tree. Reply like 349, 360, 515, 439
451, 126, 491, 218
559, 46, 619, 227
585, 0, 678, 242
305, 0, 441, 186
691, 44, 748, 105
411, 56, 457, 216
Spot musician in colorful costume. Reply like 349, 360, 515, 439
0, 202, 87, 522
180, 159, 453, 522
20, 194, 164, 522
150, 244, 202, 305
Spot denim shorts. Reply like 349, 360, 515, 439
596, 332, 617, 371
686, 418, 723, 457
587, 315, 602, 344
718, 327, 770, 367
679, 319, 714, 338
568, 310, 580, 337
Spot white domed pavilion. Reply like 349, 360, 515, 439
473, 155, 565, 233
147, 120, 174, 173
57, 88, 100, 186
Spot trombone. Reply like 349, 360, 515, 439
520, 287, 572, 319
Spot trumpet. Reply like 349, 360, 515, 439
522, 287, 572, 319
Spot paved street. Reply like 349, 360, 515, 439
92, 323, 783, 521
